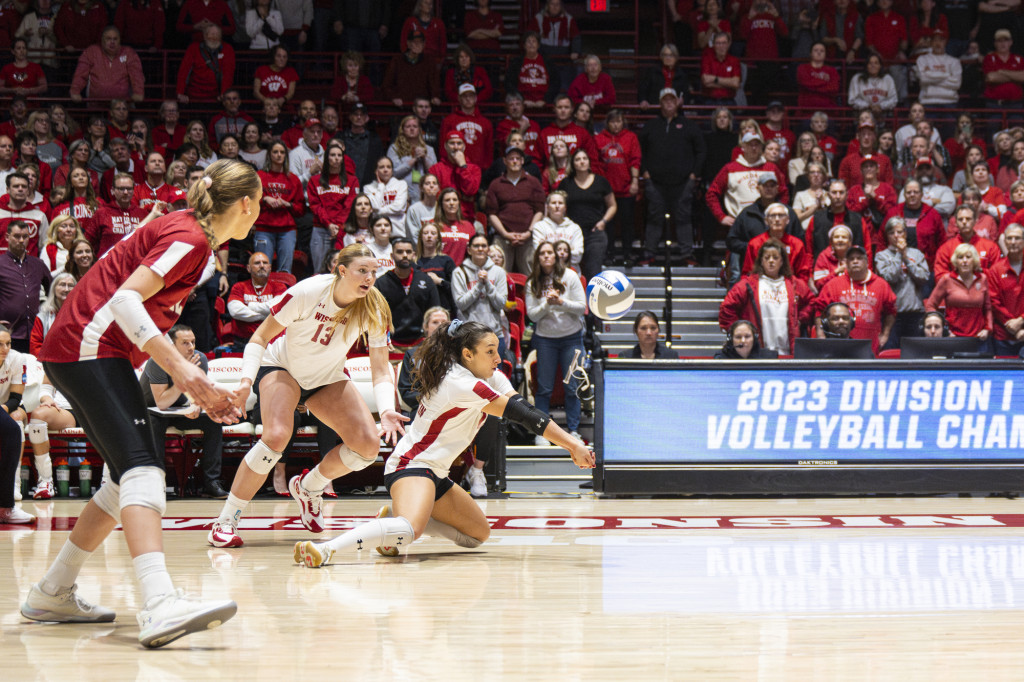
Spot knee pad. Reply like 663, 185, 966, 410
91, 481, 121, 523
378, 516, 415, 549
26, 420, 49, 445
453, 533, 483, 549
118, 466, 167, 516
339, 444, 376, 472
243, 440, 283, 475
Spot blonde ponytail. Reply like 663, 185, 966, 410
187, 159, 261, 248
330, 244, 394, 340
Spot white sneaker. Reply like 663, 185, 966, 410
374, 506, 399, 557
207, 521, 243, 548
534, 435, 550, 447
21, 583, 116, 623
31, 479, 54, 500
467, 467, 488, 498
0, 506, 35, 524
570, 431, 585, 444
289, 472, 325, 533
136, 589, 237, 648
294, 541, 334, 568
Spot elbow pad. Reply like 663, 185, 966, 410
109, 289, 161, 350
503, 395, 551, 437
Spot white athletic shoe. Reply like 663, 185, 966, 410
466, 467, 488, 498
31, 479, 55, 500
289, 473, 325, 533
21, 583, 116, 623
0, 506, 35, 524
294, 541, 334, 568
136, 589, 237, 649
207, 521, 243, 548
374, 506, 400, 557
534, 435, 550, 447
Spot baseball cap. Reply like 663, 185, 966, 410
408, 29, 426, 42
859, 154, 878, 165
504, 145, 525, 158
741, 131, 764, 144
659, 87, 678, 100
757, 172, 777, 185
915, 156, 934, 168
931, 27, 948, 38
827, 224, 853, 240
995, 28, 1012, 41
846, 244, 867, 258
350, 102, 367, 114
444, 130, 464, 143
458, 83, 476, 95
766, 100, 784, 111
304, 117, 322, 129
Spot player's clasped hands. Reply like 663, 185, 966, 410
174, 362, 242, 424
569, 440, 596, 469
378, 409, 411, 446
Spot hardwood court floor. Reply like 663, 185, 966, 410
5, 495, 1024, 681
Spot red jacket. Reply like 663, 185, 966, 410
925, 271, 993, 338
441, 108, 494, 169
177, 41, 235, 101
880, 203, 945, 266
594, 128, 641, 197
743, 232, 811, 283
846, 182, 897, 228
986, 258, 1024, 341
718, 274, 814, 353
255, 170, 304, 232
307, 173, 361, 228
814, 271, 897, 355
864, 9, 907, 61
933, 233, 1003, 280
428, 157, 482, 223
812, 247, 843, 291
89, 204, 148, 257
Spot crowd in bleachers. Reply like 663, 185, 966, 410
0, 0, 1023, 497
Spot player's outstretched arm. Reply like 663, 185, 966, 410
370, 344, 410, 445
484, 393, 595, 469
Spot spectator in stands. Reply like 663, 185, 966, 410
983, 29, 1024, 122
132, 150, 173, 208
863, 0, 909, 102
935, 204, 1002, 278
720, 238, 813, 354
739, 0, 787, 105
533, 191, 583, 270
328, 51, 373, 113
239, 122, 266, 168
253, 46, 298, 108
227, 251, 289, 346
507, 31, 556, 110
376, 236, 440, 345
951, 188, 1000, 242
996, 139, 1024, 195
898, 130, 951, 185
16, 163, 47, 211
90, 173, 149, 257
0, 135, 13, 190
639, 43, 691, 109
636, 87, 704, 268
568, 54, 616, 110
987, 223, 1024, 354
433, 186, 476, 266
217, 134, 240, 162
925, 243, 993, 347
444, 43, 492, 103
794, 162, 830, 232
760, 102, 796, 166
54, 0, 106, 51
876, 216, 930, 348
559, 148, 616, 277
0, 38, 46, 97
245, 0, 283, 50
910, 0, 949, 55
332, 0, 389, 54
308, 140, 359, 271
441, 84, 494, 170
969, 162, 1009, 222
493, 95, 541, 170
388, 116, 437, 208
708, 131, 788, 237
153, 100, 185, 157
30, 271, 74, 355
527, 0, 581, 92
17, 0, 59, 72
39, 214, 81, 276
256, 140, 304, 273
839, 124, 896, 187
952, 145, 986, 195
905, 156, 956, 222
453, 232, 508, 354
595, 109, 641, 265
257, 100, 288, 144
383, 29, 441, 108
407, 172, 440, 243
114, 0, 165, 51
288, 118, 324, 187
742, 201, 811, 281
141, 324, 228, 498
184, 120, 217, 168
69, 26, 143, 103
848, 155, 898, 236
485, 145, 545, 275
0, 172, 48, 255
338, 192, 373, 247
400, 0, 446, 60
1, 95, 29, 140
207, 90, 253, 145
542, 138, 571, 194
365, 156, 408, 238
700, 31, 741, 105
397, 306, 450, 416
98, 138, 140, 201
848, 52, 898, 114
176, 24, 235, 105
340, 104, 385, 186
918, 29, 962, 113
53, 167, 99, 239
811, 224, 852, 292
626, 311, 679, 359
989, 131, 1014, 177
463, 0, 503, 57
696, 0, 729, 52
415, 221, 456, 314
726, 173, 800, 285
815, 244, 897, 354
176, 0, 234, 43
703, 107, 735, 184
273, 0, 312, 53
429, 130, 481, 224
883, 178, 945, 263
808, 112, 840, 163
807, 179, 868, 259
53, 139, 99, 193
0, 220, 50, 352
526, 240, 585, 445
789, 132, 817, 186
538, 93, 598, 164
797, 41, 840, 110
22, 115, 59, 177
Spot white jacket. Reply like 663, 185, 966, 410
916, 53, 962, 105
364, 177, 409, 237
288, 140, 323, 188
245, 9, 285, 50
848, 74, 898, 111
532, 216, 584, 267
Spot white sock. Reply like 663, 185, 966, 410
40, 540, 91, 594
322, 516, 415, 553
301, 465, 331, 493
34, 454, 52, 481
217, 493, 247, 526
133, 552, 175, 605
425, 518, 483, 548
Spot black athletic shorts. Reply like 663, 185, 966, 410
254, 366, 331, 406
384, 468, 454, 501
44, 358, 161, 484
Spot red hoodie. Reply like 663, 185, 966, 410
441, 108, 494, 169
307, 172, 361, 228
594, 127, 641, 197
539, 121, 599, 166
0, 193, 49, 255
428, 157, 481, 223
255, 170, 304, 233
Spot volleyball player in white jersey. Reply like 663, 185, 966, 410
0, 324, 32, 522
209, 243, 407, 548
294, 320, 594, 568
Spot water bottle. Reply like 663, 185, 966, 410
20, 457, 30, 498
55, 461, 70, 497
78, 461, 92, 497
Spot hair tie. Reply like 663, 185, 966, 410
447, 319, 463, 335
202, 176, 212, 188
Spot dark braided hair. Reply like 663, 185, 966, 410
412, 320, 497, 399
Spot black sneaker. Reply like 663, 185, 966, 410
202, 481, 229, 499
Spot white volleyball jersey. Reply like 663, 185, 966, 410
263, 274, 389, 390
0, 349, 26, 404
385, 364, 513, 478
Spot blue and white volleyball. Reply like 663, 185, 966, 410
586, 270, 635, 321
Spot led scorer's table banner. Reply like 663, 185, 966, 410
602, 363, 1024, 463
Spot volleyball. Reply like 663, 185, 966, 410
586, 270, 635, 321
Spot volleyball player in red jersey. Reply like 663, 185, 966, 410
21, 160, 262, 648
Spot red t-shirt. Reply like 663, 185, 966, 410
438, 219, 476, 266
740, 12, 787, 59
701, 52, 741, 100
0, 62, 44, 90
89, 204, 149, 257
984, 52, 1024, 101
254, 65, 299, 102
132, 181, 185, 210
40, 210, 211, 365
816, 272, 897, 355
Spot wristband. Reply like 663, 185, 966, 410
373, 381, 397, 416
241, 342, 265, 386
109, 289, 161, 350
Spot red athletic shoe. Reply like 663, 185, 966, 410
289, 471, 325, 533
207, 521, 243, 548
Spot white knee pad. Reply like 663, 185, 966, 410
453, 533, 483, 549
118, 466, 167, 516
91, 481, 121, 523
339, 445, 376, 472
26, 419, 49, 445
378, 516, 415, 550
243, 440, 283, 475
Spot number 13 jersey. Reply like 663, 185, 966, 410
264, 274, 388, 390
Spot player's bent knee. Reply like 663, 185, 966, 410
243, 440, 283, 475
118, 466, 167, 516
26, 419, 49, 445
339, 444, 377, 472
91, 481, 121, 523
259, 425, 293, 453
